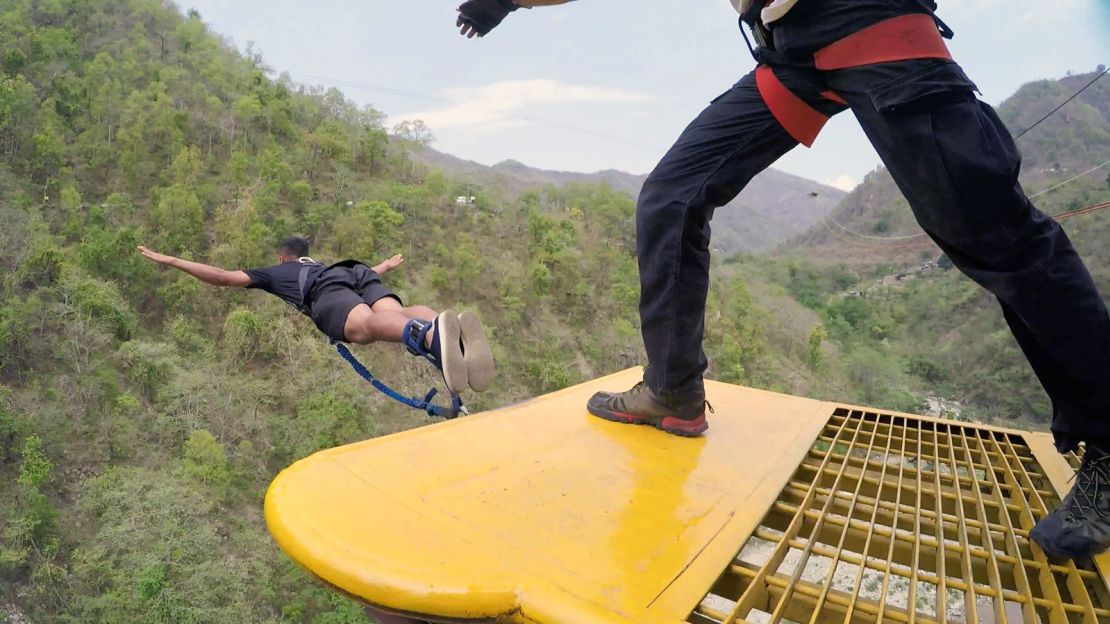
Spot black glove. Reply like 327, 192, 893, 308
457, 0, 520, 38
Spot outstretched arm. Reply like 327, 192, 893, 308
457, 0, 575, 38
371, 254, 405, 276
137, 245, 252, 287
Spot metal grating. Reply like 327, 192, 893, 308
689, 408, 1110, 624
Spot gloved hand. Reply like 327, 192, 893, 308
456, 0, 520, 38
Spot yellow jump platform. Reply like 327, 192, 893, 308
265, 369, 1110, 624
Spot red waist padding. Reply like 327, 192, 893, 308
755, 65, 830, 147
814, 13, 951, 71
755, 13, 952, 147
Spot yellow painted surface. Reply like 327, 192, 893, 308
265, 368, 835, 623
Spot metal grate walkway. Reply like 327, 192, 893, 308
690, 408, 1110, 624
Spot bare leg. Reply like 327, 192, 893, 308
401, 305, 437, 322
343, 304, 415, 345
370, 297, 437, 323
345, 302, 439, 347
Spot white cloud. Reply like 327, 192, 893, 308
823, 175, 858, 192
393, 80, 653, 134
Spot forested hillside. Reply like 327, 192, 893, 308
0, 1, 820, 621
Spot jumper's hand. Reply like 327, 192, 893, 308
457, 0, 519, 38
381, 254, 404, 272
372, 254, 405, 276
137, 245, 174, 266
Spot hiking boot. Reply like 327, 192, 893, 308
404, 311, 467, 395
458, 310, 495, 393
587, 381, 710, 437
1031, 444, 1110, 560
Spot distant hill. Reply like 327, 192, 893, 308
413, 147, 847, 253
785, 68, 1110, 265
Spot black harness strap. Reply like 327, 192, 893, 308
295, 260, 321, 315
911, 0, 954, 39
294, 258, 371, 316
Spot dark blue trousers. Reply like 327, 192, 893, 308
636, 0, 1110, 452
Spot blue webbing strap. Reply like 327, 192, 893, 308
335, 343, 465, 419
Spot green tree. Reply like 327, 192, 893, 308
281, 391, 366, 460
0, 487, 58, 573
149, 147, 205, 253
222, 307, 264, 362
364, 200, 404, 251
0, 75, 36, 161
14, 238, 66, 289
0, 402, 25, 464
18, 435, 52, 489
232, 94, 262, 149
31, 101, 65, 185
64, 274, 138, 340
360, 126, 388, 173
182, 429, 230, 487
151, 186, 204, 253
807, 325, 827, 370
78, 224, 158, 302
310, 119, 351, 170
117, 340, 177, 398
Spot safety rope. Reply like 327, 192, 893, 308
823, 163, 1110, 243
1053, 200, 1110, 222
819, 198, 1110, 247
825, 215, 931, 242
1014, 67, 1108, 140
1029, 160, 1110, 199
335, 343, 467, 419
827, 67, 1107, 242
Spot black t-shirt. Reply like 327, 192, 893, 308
244, 261, 326, 311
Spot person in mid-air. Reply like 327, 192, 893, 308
457, 0, 1110, 560
138, 237, 495, 395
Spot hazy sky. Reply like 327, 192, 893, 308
181, 0, 1109, 190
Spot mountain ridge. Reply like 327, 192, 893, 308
413, 145, 848, 253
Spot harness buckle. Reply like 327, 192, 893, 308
404, 319, 429, 357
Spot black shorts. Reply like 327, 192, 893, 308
309, 281, 402, 343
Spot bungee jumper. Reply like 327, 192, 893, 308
458, 0, 1110, 560
137, 237, 495, 408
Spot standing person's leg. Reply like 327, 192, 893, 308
588, 69, 835, 435
827, 60, 1110, 558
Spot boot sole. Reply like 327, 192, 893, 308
458, 311, 495, 392
436, 311, 468, 395
587, 403, 708, 437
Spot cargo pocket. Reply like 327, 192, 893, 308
867, 61, 978, 112
884, 64, 1023, 238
